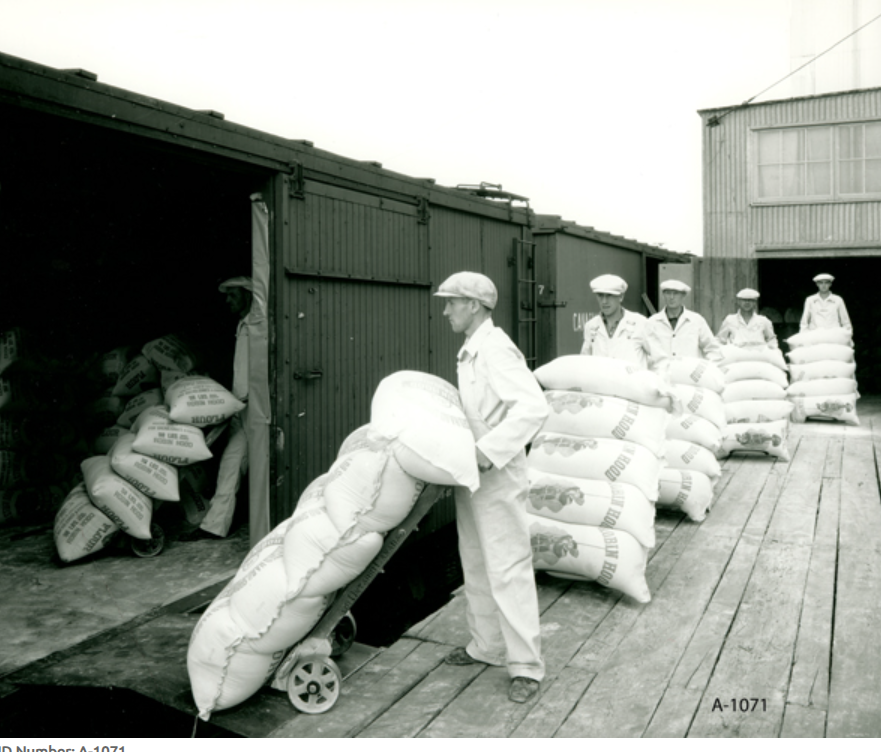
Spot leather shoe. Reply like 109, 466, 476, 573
508, 676, 540, 703
444, 646, 487, 666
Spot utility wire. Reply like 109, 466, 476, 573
707, 9, 881, 126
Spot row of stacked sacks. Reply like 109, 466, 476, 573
717, 345, 793, 461
187, 371, 481, 721
659, 358, 726, 522
53, 334, 244, 563
526, 355, 677, 604
785, 328, 859, 426
1, 328, 92, 526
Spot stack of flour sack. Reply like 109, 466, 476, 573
53, 334, 242, 563
187, 370, 480, 722
785, 327, 859, 426
658, 358, 727, 522
526, 355, 676, 604
716, 344, 792, 461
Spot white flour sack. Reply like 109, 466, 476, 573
111, 354, 159, 398
542, 391, 667, 456
117, 388, 164, 428
664, 439, 722, 480
722, 380, 787, 403
786, 343, 854, 365
720, 420, 790, 461
720, 361, 789, 388
667, 358, 726, 393
534, 355, 675, 408
187, 595, 289, 721
529, 518, 650, 603
790, 394, 859, 426
369, 371, 479, 491
323, 431, 424, 535
81, 455, 153, 539
142, 334, 200, 373
719, 344, 788, 371
657, 468, 715, 522
526, 469, 655, 548
787, 327, 853, 349
673, 385, 727, 430
109, 432, 180, 501
528, 432, 661, 501
53, 482, 120, 563
131, 406, 212, 466
787, 377, 858, 398
725, 399, 793, 424
166, 376, 245, 426
789, 360, 856, 383
666, 413, 723, 454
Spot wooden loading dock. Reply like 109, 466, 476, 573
7, 399, 881, 738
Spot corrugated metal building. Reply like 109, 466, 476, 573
697, 86, 881, 389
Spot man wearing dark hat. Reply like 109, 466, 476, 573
717, 288, 778, 348
198, 276, 253, 538
800, 274, 852, 333
581, 274, 652, 370
434, 271, 547, 704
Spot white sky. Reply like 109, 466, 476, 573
0, 0, 809, 254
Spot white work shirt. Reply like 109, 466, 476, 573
800, 293, 852, 333
232, 316, 251, 401
717, 311, 778, 349
580, 309, 651, 370
457, 318, 548, 470
645, 307, 722, 362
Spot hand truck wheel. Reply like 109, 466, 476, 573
330, 612, 357, 658
287, 656, 342, 714
131, 523, 165, 558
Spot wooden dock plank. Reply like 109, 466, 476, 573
643, 461, 786, 738
509, 666, 595, 738
683, 437, 828, 738
550, 459, 772, 737
781, 704, 827, 738
267, 637, 432, 738
826, 433, 881, 738
786, 477, 838, 712
356, 661, 484, 738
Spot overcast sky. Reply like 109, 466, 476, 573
0, 0, 805, 255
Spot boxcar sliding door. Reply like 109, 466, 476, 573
271, 173, 431, 523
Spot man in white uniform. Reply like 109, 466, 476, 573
199, 276, 253, 538
800, 273, 852, 333
645, 280, 722, 363
716, 288, 778, 348
581, 274, 652, 370
435, 271, 547, 704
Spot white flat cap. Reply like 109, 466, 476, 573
813, 273, 834, 283
434, 271, 498, 310
660, 279, 691, 293
218, 276, 253, 293
590, 274, 628, 295
736, 288, 760, 299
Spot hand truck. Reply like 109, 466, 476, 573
270, 482, 447, 714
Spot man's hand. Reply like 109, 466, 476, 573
476, 447, 494, 472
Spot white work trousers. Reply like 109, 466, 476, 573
200, 408, 248, 537
455, 455, 545, 681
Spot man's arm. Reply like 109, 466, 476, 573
476, 338, 549, 470
699, 318, 723, 362
837, 297, 853, 333
799, 297, 812, 332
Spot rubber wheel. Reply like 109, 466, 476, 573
131, 523, 165, 558
287, 657, 342, 714
330, 612, 357, 657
